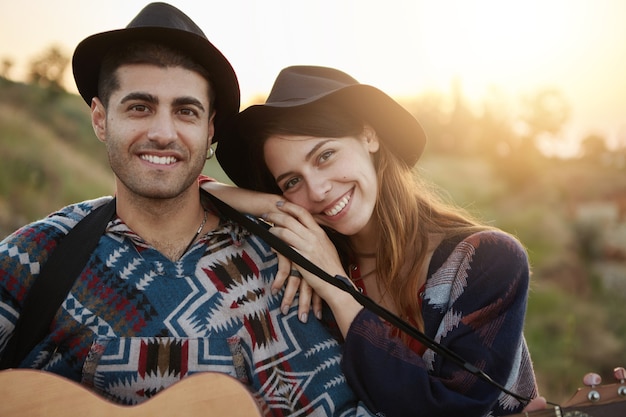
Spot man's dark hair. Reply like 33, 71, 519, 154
98, 41, 214, 111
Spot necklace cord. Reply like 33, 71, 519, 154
181, 209, 208, 257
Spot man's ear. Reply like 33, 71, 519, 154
91, 97, 107, 143
207, 110, 216, 146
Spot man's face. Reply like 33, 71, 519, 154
91, 64, 214, 201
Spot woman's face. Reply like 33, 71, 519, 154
263, 127, 379, 237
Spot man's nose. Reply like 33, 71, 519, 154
147, 112, 177, 143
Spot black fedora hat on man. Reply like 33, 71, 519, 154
216, 65, 426, 191
72, 2, 239, 133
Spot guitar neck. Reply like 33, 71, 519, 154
511, 395, 625, 417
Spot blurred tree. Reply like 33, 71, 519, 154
28, 46, 69, 92
401, 92, 450, 153
580, 133, 608, 162
1, 58, 13, 79
446, 78, 479, 154
478, 87, 518, 159
519, 88, 570, 147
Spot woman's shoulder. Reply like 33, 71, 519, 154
459, 230, 529, 269
430, 229, 529, 284
461, 229, 527, 257
425, 229, 530, 307
431, 229, 526, 269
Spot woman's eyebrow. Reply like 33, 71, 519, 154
275, 139, 334, 184
305, 140, 332, 161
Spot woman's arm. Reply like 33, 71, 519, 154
262, 201, 364, 335
201, 180, 323, 320
200, 179, 282, 217
340, 231, 538, 417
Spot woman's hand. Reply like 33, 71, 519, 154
263, 201, 363, 336
272, 252, 323, 322
200, 181, 324, 322
263, 201, 347, 296
521, 396, 547, 413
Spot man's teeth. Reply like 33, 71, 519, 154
141, 154, 177, 165
325, 194, 351, 216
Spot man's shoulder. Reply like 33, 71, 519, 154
2, 196, 114, 245
37, 196, 114, 230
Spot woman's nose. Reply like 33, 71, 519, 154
307, 177, 331, 203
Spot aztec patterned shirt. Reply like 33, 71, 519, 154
0, 196, 374, 417
342, 230, 539, 417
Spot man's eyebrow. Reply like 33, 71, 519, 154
173, 96, 206, 113
120, 92, 158, 104
119, 93, 205, 113
275, 139, 333, 184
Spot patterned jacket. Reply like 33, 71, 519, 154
0, 196, 373, 417
342, 230, 539, 417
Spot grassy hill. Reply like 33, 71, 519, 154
1, 78, 625, 405
0, 78, 111, 235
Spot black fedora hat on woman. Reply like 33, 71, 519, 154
216, 65, 426, 191
72, 2, 239, 133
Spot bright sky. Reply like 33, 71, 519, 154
2, 0, 626, 155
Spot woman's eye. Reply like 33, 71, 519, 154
283, 177, 300, 191
319, 150, 334, 162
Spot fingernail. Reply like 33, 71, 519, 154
276, 200, 284, 208
281, 305, 289, 315
300, 313, 308, 323
271, 288, 278, 295
315, 311, 322, 320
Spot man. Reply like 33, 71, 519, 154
0, 4, 371, 416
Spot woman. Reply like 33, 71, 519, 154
209, 66, 542, 416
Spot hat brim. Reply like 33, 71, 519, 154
217, 84, 426, 190
72, 26, 239, 135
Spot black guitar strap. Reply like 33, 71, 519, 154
202, 191, 531, 404
0, 191, 531, 405
0, 198, 116, 369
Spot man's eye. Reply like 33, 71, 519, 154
179, 108, 198, 117
130, 104, 149, 112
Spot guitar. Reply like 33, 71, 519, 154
511, 367, 626, 417
0, 369, 263, 416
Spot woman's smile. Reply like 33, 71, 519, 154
323, 188, 353, 217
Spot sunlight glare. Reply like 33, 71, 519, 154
417, 0, 578, 99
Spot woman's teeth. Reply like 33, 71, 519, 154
325, 194, 351, 217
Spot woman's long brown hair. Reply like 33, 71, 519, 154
367, 144, 489, 333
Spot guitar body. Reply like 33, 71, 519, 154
0, 369, 263, 417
